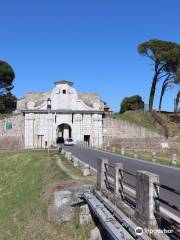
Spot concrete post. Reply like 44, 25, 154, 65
152, 151, 156, 162
135, 171, 159, 228
83, 164, 91, 176
121, 148, 125, 155
114, 163, 123, 198
112, 147, 116, 153
67, 152, 72, 161
72, 156, 79, 167
172, 153, 177, 166
96, 158, 108, 191
65, 151, 68, 158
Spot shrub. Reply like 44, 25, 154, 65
120, 95, 144, 113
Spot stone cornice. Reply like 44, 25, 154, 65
22, 109, 104, 114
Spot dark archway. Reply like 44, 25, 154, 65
56, 123, 71, 144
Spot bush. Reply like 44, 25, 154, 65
120, 95, 144, 113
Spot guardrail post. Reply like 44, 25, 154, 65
72, 156, 79, 167
135, 171, 159, 228
172, 153, 177, 166
83, 164, 91, 176
96, 158, 108, 191
121, 148, 125, 155
134, 151, 138, 159
152, 151, 156, 162
67, 152, 72, 161
114, 163, 123, 199
112, 146, 116, 153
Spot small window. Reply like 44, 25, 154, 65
62, 89, 66, 94
5, 122, 12, 129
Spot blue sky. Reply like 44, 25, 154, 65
0, 0, 180, 111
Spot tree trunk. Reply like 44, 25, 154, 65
175, 90, 180, 113
158, 78, 170, 112
149, 74, 158, 111
159, 89, 164, 112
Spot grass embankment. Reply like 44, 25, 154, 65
113, 110, 163, 134
0, 150, 94, 240
105, 147, 180, 167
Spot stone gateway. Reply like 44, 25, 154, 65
17, 80, 111, 148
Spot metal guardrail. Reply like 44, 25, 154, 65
153, 182, 180, 233
103, 162, 137, 208
120, 169, 136, 190
153, 182, 180, 196
118, 167, 136, 208
104, 163, 115, 193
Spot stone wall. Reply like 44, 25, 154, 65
103, 117, 165, 150
103, 117, 163, 139
0, 114, 24, 149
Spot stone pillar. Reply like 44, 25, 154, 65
83, 164, 91, 176
134, 151, 138, 159
121, 148, 125, 155
67, 152, 72, 161
172, 153, 177, 166
135, 171, 159, 228
47, 113, 54, 147
114, 163, 123, 198
152, 151, 156, 162
96, 158, 108, 191
74, 114, 82, 144
112, 146, 115, 152
72, 155, 79, 167
25, 113, 34, 148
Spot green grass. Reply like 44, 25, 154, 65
60, 154, 83, 176
106, 147, 180, 167
0, 150, 94, 240
54, 207, 94, 240
113, 110, 163, 133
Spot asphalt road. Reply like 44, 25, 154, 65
64, 145, 180, 218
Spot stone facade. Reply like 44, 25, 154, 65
1, 81, 170, 151
0, 114, 24, 149
17, 80, 111, 149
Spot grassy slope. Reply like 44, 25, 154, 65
114, 110, 163, 134
0, 150, 94, 240
104, 147, 180, 167
156, 112, 180, 137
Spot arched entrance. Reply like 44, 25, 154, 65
56, 123, 71, 144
